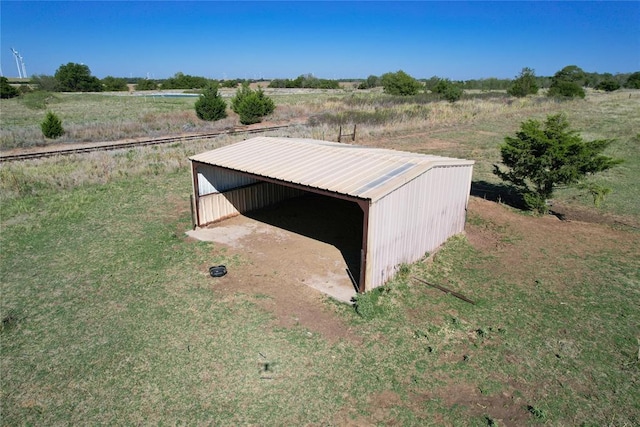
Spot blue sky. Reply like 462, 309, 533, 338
1, 1, 638, 80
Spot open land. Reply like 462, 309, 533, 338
1, 89, 639, 425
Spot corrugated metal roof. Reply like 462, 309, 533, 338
190, 136, 474, 202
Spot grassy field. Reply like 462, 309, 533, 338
1, 90, 639, 425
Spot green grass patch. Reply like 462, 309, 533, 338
1, 167, 638, 424
1, 90, 639, 424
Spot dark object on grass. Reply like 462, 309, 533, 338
209, 265, 227, 277
412, 276, 475, 305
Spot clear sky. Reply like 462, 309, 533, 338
1, 1, 638, 81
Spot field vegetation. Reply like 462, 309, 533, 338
1, 88, 639, 425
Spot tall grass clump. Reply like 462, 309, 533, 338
21, 91, 61, 110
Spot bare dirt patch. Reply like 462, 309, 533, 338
190, 194, 363, 344
439, 383, 531, 426
550, 200, 640, 230
465, 197, 637, 288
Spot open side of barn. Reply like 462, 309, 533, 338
189, 136, 474, 292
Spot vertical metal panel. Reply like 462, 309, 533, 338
197, 181, 305, 225
197, 163, 258, 196
365, 164, 473, 290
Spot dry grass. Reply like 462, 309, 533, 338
0, 93, 237, 149
2, 89, 638, 220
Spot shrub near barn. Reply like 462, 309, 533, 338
493, 113, 622, 214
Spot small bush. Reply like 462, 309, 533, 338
195, 83, 227, 121
508, 67, 539, 97
0, 77, 19, 99
381, 70, 423, 96
352, 286, 389, 319
548, 80, 585, 98
625, 71, 640, 89
231, 84, 275, 125
432, 79, 463, 102
135, 79, 157, 91
102, 76, 129, 91
527, 405, 547, 421
595, 80, 620, 92
41, 111, 64, 139
358, 75, 381, 89
493, 113, 622, 214
547, 65, 586, 98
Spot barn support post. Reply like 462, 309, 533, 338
190, 161, 201, 227
356, 199, 370, 293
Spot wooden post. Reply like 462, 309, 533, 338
337, 125, 357, 143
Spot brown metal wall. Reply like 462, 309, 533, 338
365, 164, 473, 290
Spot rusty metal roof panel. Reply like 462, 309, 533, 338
190, 136, 474, 202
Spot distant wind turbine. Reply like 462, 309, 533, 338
10, 48, 27, 78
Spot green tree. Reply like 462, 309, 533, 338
493, 113, 622, 214
221, 79, 242, 88
625, 71, 640, 89
0, 77, 19, 99
231, 83, 275, 125
41, 111, 65, 139
161, 72, 210, 89
54, 63, 103, 92
134, 79, 157, 91
358, 75, 380, 89
547, 65, 586, 98
102, 76, 128, 91
380, 70, 422, 96
423, 76, 441, 92
508, 67, 539, 97
595, 79, 620, 92
431, 78, 463, 102
194, 82, 227, 121
31, 74, 59, 91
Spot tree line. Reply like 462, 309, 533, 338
2, 62, 639, 100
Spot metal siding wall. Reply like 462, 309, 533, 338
197, 164, 258, 196
366, 165, 473, 290
197, 182, 305, 225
